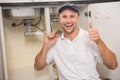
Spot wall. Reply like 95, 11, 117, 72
88, 2, 120, 80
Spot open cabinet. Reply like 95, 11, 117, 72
88, 2, 120, 80
0, 1, 120, 80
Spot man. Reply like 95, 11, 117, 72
34, 3, 118, 80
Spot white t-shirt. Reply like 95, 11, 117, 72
46, 28, 103, 80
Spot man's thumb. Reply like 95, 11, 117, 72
89, 22, 93, 30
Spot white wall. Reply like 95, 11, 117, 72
88, 2, 120, 80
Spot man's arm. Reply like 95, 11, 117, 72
34, 46, 49, 71
34, 32, 58, 71
97, 39, 118, 69
89, 22, 118, 70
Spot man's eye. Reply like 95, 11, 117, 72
70, 15, 75, 18
62, 16, 67, 18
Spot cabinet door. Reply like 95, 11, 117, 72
0, 6, 3, 80
0, 45, 3, 80
88, 2, 120, 80
0, 6, 8, 80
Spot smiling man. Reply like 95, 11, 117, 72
34, 3, 118, 80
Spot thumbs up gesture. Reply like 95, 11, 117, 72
88, 22, 100, 44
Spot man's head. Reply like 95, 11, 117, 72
58, 3, 80, 34
58, 3, 79, 16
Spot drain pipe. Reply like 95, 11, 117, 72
24, 19, 45, 36
44, 7, 57, 80
44, 7, 51, 33
24, 7, 51, 36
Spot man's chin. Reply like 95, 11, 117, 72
65, 30, 73, 34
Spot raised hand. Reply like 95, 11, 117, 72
44, 32, 59, 48
88, 22, 100, 44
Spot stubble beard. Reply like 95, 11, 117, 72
63, 26, 76, 34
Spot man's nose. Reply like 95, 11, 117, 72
66, 17, 71, 22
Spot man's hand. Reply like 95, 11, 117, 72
88, 22, 100, 44
44, 32, 59, 48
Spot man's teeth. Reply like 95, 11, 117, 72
65, 24, 72, 27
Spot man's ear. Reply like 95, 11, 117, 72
77, 16, 80, 22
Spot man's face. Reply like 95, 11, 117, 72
59, 9, 80, 34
